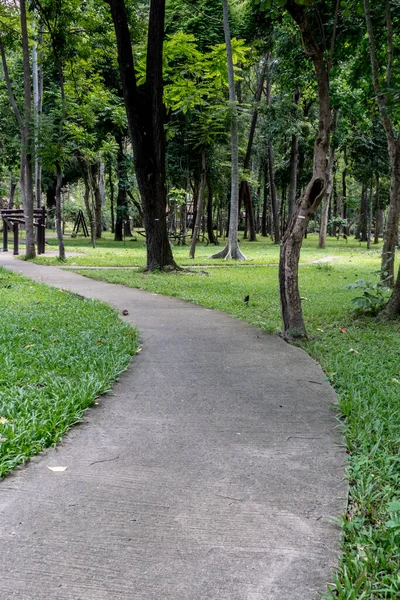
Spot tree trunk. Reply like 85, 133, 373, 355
374, 174, 382, 244
115, 136, 129, 241
206, 182, 218, 245
266, 69, 280, 243
262, 160, 268, 237
382, 265, 400, 316
237, 56, 268, 242
55, 164, 65, 260
279, 0, 331, 338
109, 164, 115, 233
9, 176, 16, 208
287, 89, 301, 222
319, 109, 338, 248
268, 143, 280, 243
190, 148, 206, 259
381, 145, 400, 284
20, 0, 35, 258
364, 0, 400, 285
210, 0, 245, 261
107, 0, 176, 270
359, 183, 368, 242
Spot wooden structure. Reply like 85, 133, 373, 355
1, 207, 46, 255
72, 209, 89, 237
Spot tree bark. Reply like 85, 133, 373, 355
279, 0, 331, 338
55, 164, 65, 260
364, 0, 400, 286
190, 148, 206, 258
287, 89, 301, 222
210, 0, 246, 260
9, 176, 16, 208
20, 0, 35, 258
109, 164, 115, 233
319, 108, 338, 248
206, 181, 218, 245
359, 183, 368, 242
106, 0, 176, 270
266, 69, 280, 243
238, 56, 268, 242
374, 174, 382, 244
114, 136, 129, 241
261, 159, 268, 237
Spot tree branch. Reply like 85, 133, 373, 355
0, 39, 24, 133
385, 0, 393, 88
328, 0, 340, 74
180, 0, 221, 23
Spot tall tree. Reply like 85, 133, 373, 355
279, 0, 334, 337
106, 0, 176, 270
364, 0, 400, 288
210, 0, 246, 260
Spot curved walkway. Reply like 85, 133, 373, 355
0, 255, 346, 600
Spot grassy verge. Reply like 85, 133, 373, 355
78, 254, 400, 598
0, 268, 138, 477
31, 231, 380, 268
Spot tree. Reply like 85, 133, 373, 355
279, 0, 335, 337
364, 0, 400, 291
106, 0, 176, 271
210, 0, 246, 260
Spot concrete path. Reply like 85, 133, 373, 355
0, 255, 346, 600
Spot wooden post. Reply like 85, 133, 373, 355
3, 219, 8, 251
13, 222, 19, 255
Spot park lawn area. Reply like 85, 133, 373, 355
0, 268, 138, 478
30, 231, 382, 268
77, 247, 400, 598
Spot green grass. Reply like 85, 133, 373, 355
31, 231, 381, 268
0, 268, 138, 477
75, 244, 400, 599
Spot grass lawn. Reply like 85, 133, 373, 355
31, 230, 378, 267
0, 268, 138, 478
69, 234, 400, 599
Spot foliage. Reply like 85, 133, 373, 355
345, 276, 391, 315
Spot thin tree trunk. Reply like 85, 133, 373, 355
364, 0, 400, 286
238, 55, 268, 242
374, 174, 382, 244
287, 89, 301, 222
55, 164, 65, 260
279, 0, 331, 337
359, 183, 368, 242
319, 108, 338, 248
262, 160, 268, 236
266, 69, 280, 243
268, 143, 280, 243
9, 176, 16, 208
210, 0, 245, 260
109, 164, 115, 233
115, 136, 129, 241
20, 0, 35, 258
207, 181, 218, 244
190, 148, 206, 259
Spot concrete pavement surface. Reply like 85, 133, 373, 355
0, 254, 347, 600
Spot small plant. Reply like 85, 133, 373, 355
345, 277, 390, 315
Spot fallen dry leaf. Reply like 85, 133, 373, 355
349, 348, 359, 354
121, 309, 129, 316
0, 417, 9, 425
47, 466, 68, 472
24, 344, 35, 349
339, 328, 347, 334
